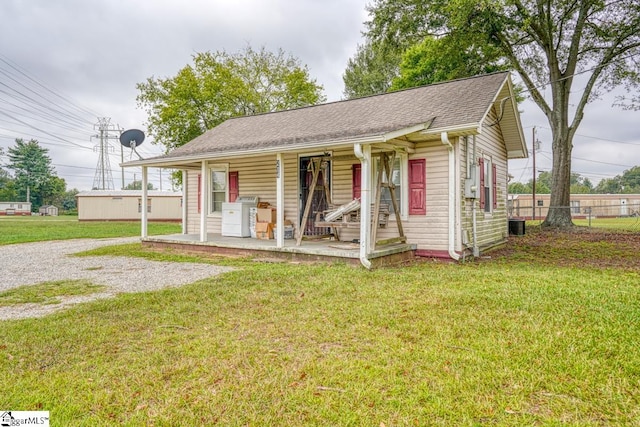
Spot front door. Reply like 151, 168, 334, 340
299, 156, 331, 237
621, 199, 628, 216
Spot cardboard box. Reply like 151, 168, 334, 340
257, 207, 277, 223
255, 222, 273, 239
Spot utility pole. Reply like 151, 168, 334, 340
120, 140, 125, 190
532, 127, 536, 221
91, 117, 122, 190
531, 127, 541, 221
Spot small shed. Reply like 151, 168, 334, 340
39, 205, 59, 216
76, 190, 182, 221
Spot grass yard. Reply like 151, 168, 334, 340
0, 216, 181, 245
1, 223, 639, 425
0, 280, 106, 306
527, 216, 640, 232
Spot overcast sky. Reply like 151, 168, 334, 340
0, 0, 638, 192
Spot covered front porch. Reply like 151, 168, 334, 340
134, 137, 423, 268
142, 233, 416, 267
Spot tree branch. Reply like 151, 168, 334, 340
493, 31, 552, 119
564, 1, 591, 77
570, 43, 640, 136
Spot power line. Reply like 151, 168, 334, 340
0, 111, 92, 151
531, 125, 640, 147
0, 53, 101, 120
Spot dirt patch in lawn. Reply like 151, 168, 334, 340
484, 226, 640, 270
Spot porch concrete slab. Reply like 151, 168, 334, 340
143, 233, 416, 265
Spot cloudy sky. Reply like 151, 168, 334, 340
0, 0, 638, 192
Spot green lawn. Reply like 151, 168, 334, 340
0, 216, 180, 245
526, 216, 640, 232
1, 222, 639, 425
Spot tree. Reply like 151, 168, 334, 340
6, 138, 64, 211
364, 0, 640, 228
343, 40, 401, 98
44, 176, 67, 206
0, 148, 17, 201
570, 173, 593, 194
594, 176, 623, 194
508, 171, 592, 194
137, 46, 326, 154
508, 181, 530, 194
124, 180, 155, 191
391, 32, 508, 91
0, 173, 17, 201
61, 188, 79, 213
594, 166, 640, 193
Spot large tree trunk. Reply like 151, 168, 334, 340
542, 80, 575, 228
543, 127, 574, 227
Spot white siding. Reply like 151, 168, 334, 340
460, 107, 509, 251
78, 195, 181, 221
186, 154, 299, 234
402, 144, 450, 252
183, 113, 511, 255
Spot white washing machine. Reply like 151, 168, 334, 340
221, 196, 258, 237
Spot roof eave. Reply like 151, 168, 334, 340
420, 123, 481, 137
479, 73, 528, 160
121, 121, 435, 168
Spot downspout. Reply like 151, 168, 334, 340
354, 143, 372, 269
472, 136, 479, 257
441, 132, 460, 261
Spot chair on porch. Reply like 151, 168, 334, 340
314, 200, 391, 230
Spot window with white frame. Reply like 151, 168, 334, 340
210, 166, 228, 213
479, 157, 497, 213
483, 159, 491, 213
570, 200, 580, 214
374, 155, 404, 215
137, 198, 152, 213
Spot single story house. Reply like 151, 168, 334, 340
76, 190, 182, 221
509, 193, 640, 219
123, 72, 527, 267
39, 205, 59, 216
0, 201, 31, 215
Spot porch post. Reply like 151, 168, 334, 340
181, 169, 188, 234
276, 152, 285, 248
200, 160, 208, 242
141, 166, 148, 238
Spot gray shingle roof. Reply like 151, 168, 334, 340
146, 72, 512, 160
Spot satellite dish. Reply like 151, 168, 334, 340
119, 129, 145, 160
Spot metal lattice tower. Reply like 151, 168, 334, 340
91, 117, 121, 190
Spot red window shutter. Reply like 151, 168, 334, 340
229, 171, 239, 202
479, 158, 485, 210
492, 163, 497, 209
352, 164, 361, 200
409, 158, 426, 215
197, 174, 201, 213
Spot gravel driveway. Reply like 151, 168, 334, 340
0, 237, 235, 320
